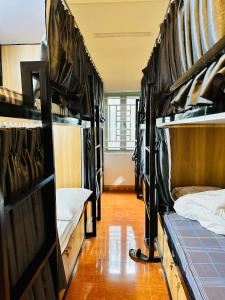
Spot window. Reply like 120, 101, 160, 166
104, 95, 138, 151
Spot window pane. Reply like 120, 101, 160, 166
108, 97, 120, 105
127, 97, 137, 105
104, 96, 139, 151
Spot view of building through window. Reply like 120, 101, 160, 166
104, 96, 138, 151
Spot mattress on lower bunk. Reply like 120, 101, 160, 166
57, 205, 83, 253
56, 188, 92, 253
0, 86, 22, 104
164, 213, 225, 300
0, 86, 68, 116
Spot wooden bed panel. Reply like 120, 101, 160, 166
62, 211, 85, 283
163, 237, 188, 300
53, 124, 82, 189
170, 125, 225, 189
157, 215, 164, 257
157, 215, 188, 300
59, 211, 85, 300
54, 124, 85, 299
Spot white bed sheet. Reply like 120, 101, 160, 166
56, 188, 92, 221
174, 189, 225, 235
57, 204, 84, 253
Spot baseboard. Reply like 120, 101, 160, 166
104, 185, 135, 192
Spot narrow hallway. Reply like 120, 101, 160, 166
66, 193, 169, 300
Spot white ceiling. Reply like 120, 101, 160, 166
0, 0, 46, 45
67, 0, 168, 92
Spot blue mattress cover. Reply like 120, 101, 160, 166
164, 213, 225, 300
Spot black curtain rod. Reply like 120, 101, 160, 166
62, 0, 103, 81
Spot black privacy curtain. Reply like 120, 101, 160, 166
140, 0, 225, 118
0, 128, 65, 300
47, 0, 104, 120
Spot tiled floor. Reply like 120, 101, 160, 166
66, 192, 169, 300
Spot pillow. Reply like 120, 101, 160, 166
172, 186, 221, 200
174, 189, 225, 235
56, 188, 92, 221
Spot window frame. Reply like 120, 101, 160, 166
104, 93, 139, 152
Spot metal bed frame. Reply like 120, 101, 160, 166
0, 58, 104, 298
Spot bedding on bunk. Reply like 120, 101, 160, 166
164, 213, 225, 300
0, 127, 66, 299
172, 186, 222, 200
155, 127, 224, 214
0, 86, 72, 116
57, 205, 84, 253
56, 188, 92, 253
0, 86, 23, 104
56, 188, 92, 221
0, 0, 104, 121
174, 189, 225, 235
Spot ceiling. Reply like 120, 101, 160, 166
67, 0, 169, 92
0, 0, 45, 45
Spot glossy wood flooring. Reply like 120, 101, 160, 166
66, 193, 169, 300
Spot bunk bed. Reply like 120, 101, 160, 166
135, 0, 225, 299
0, 60, 65, 300
0, 0, 104, 298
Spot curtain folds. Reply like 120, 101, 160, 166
208, 0, 225, 48
155, 129, 174, 214
190, 0, 203, 63
0, 127, 65, 300
47, 0, 104, 120
140, 0, 225, 118
199, 0, 209, 54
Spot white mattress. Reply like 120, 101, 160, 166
57, 205, 84, 253
56, 188, 92, 253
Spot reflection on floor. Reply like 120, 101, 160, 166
66, 192, 169, 300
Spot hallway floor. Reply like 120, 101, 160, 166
66, 193, 169, 300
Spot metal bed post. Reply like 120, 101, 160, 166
95, 105, 102, 221
129, 83, 159, 262
90, 115, 97, 236
134, 98, 143, 199
129, 83, 160, 263
148, 91, 160, 262
88, 75, 98, 236
144, 84, 150, 247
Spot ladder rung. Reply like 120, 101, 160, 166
5, 174, 55, 214
12, 241, 57, 300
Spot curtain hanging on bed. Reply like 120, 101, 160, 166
140, 0, 225, 118
47, 0, 103, 120
0, 127, 66, 299
155, 128, 174, 214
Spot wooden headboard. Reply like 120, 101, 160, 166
170, 125, 225, 189
53, 124, 82, 189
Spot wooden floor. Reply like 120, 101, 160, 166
66, 192, 169, 300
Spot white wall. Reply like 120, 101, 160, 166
2, 45, 41, 92
104, 152, 134, 186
